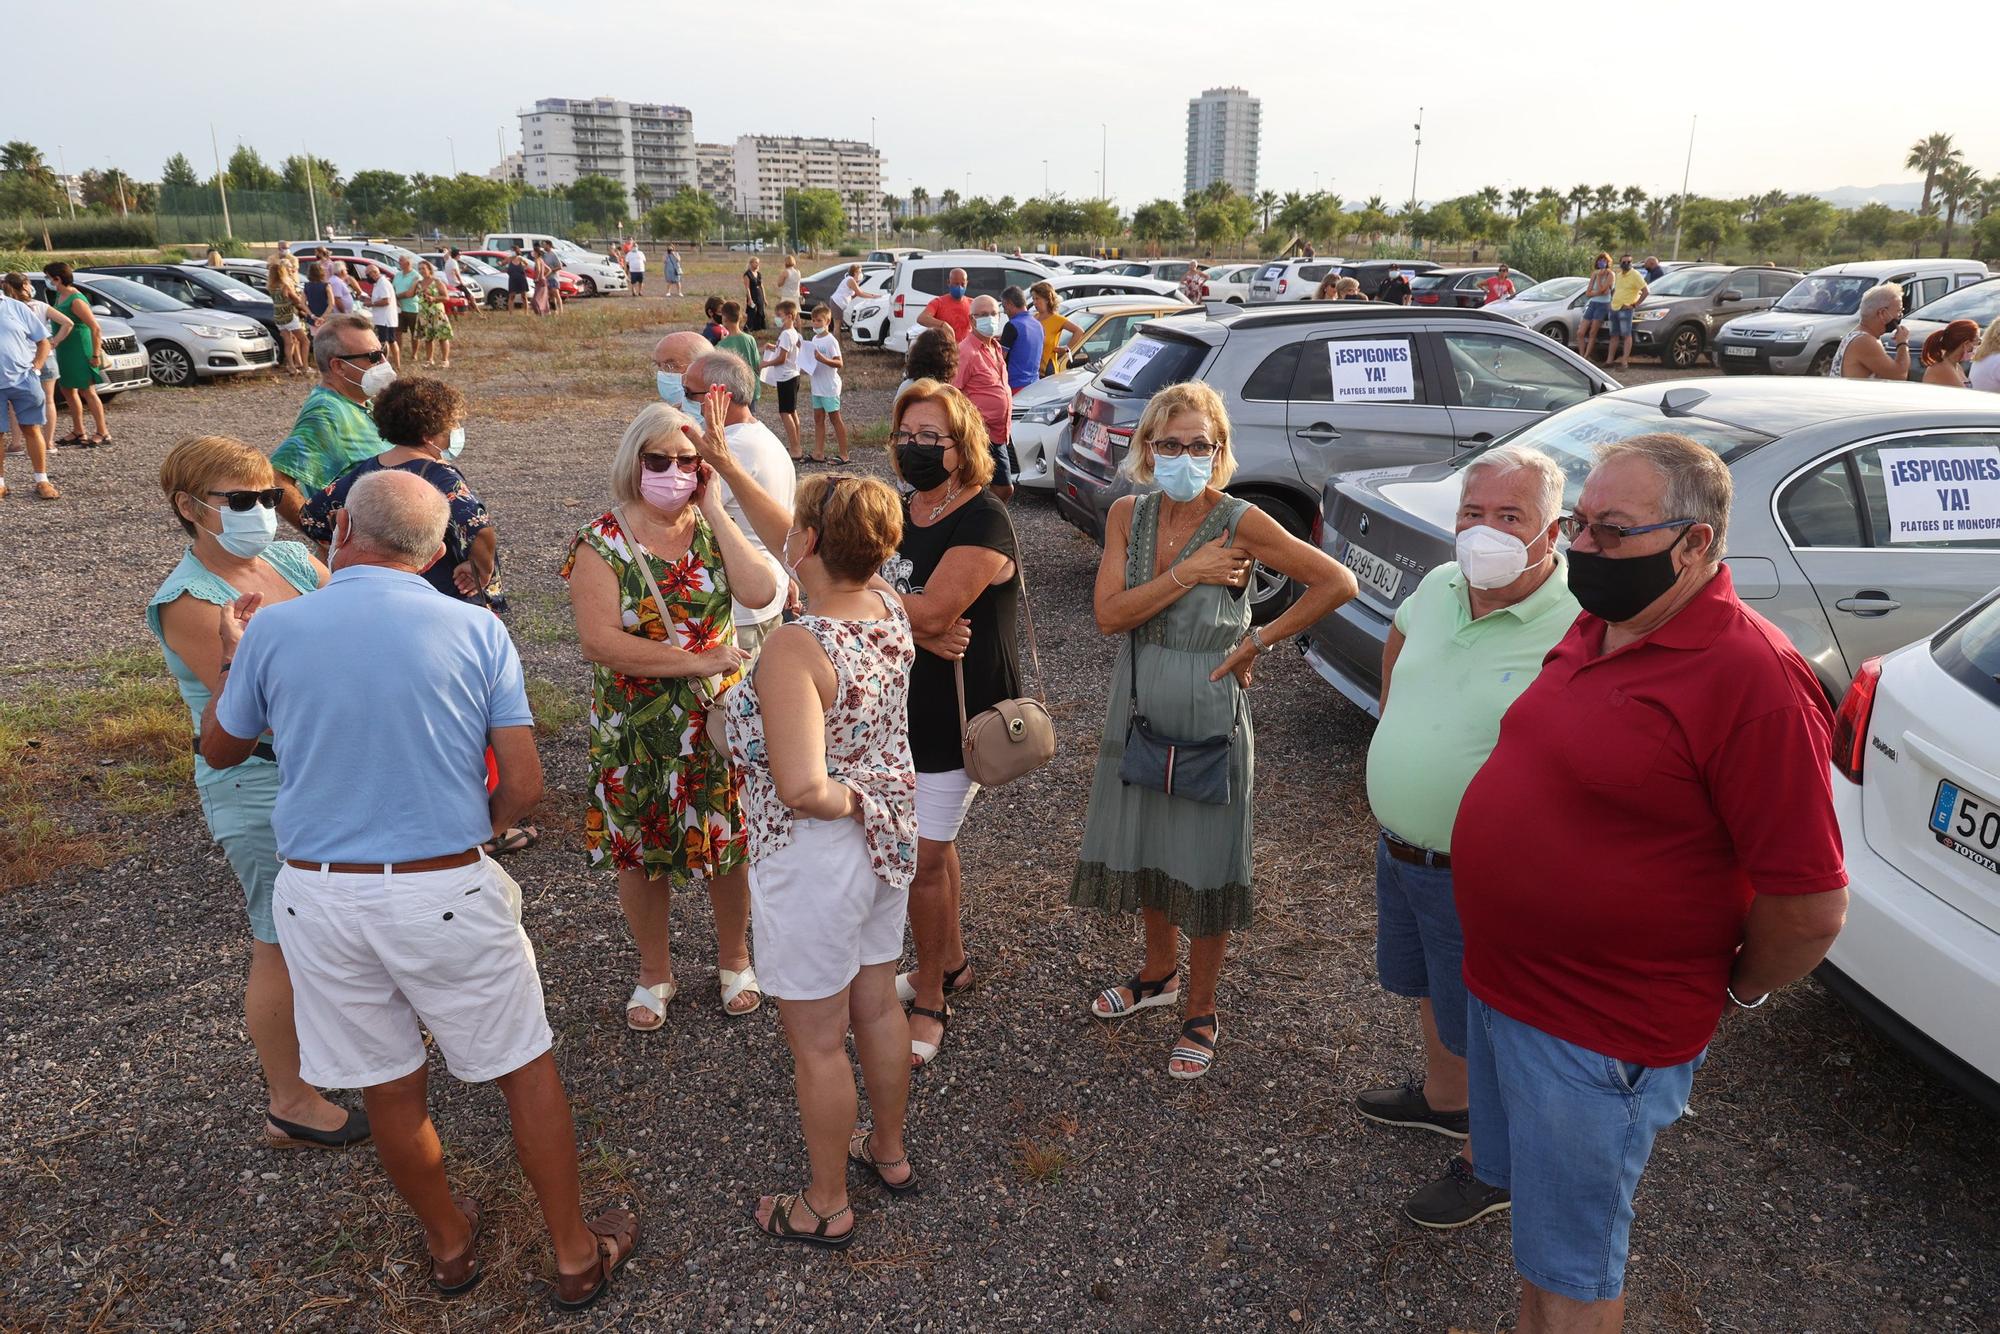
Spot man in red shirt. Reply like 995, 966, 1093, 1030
1451, 433, 1847, 1332
1480, 264, 1516, 306
952, 294, 1015, 499
916, 268, 973, 343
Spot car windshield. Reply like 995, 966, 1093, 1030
1511, 277, 1586, 303
1774, 275, 1874, 315
458, 256, 499, 276
80, 274, 186, 312
1911, 278, 2000, 324
1646, 268, 1729, 298
1454, 397, 1774, 507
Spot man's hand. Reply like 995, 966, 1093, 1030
1894, 323, 1912, 349
217, 592, 263, 659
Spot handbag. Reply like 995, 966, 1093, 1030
952, 505, 1056, 787
615, 507, 732, 755
1116, 632, 1240, 806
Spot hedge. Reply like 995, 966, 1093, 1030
0, 214, 160, 251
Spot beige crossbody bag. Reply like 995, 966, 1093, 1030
952, 506, 1055, 786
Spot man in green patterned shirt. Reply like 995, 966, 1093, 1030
272, 314, 387, 531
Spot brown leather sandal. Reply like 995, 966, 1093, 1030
431, 1195, 482, 1295
552, 1206, 641, 1311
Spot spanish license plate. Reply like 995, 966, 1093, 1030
1725, 346, 1757, 358
1930, 780, 2000, 875
1340, 540, 1402, 601
1076, 419, 1110, 463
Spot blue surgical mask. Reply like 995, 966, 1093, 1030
974, 314, 1005, 338
948, 284, 967, 299
656, 370, 685, 406
200, 497, 278, 559
1153, 452, 1212, 503
445, 426, 466, 459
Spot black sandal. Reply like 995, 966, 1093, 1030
849, 1127, 919, 1194
909, 1005, 950, 1070
1090, 970, 1180, 1020
1170, 1014, 1219, 1081
483, 824, 539, 856
264, 1106, 372, 1149
754, 1191, 854, 1250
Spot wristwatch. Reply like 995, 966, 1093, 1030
1249, 627, 1276, 656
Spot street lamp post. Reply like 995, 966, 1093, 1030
448, 137, 458, 176
1409, 107, 1424, 211
1043, 159, 1049, 197
1671, 114, 1697, 260
1101, 123, 1107, 203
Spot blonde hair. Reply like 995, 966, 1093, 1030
793, 474, 904, 581
1334, 276, 1361, 297
160, 435, 275, 537
1124, 382, 1237, 488
1972, 321, 2000, 364
610, 402, 700, 507
888, 380, 995, 489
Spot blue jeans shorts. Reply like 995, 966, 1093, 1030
1607, 307, 1635, 336
1466, 995, 1705, 1303
1, 375, 47, 428
198, 760, 283, 944
1373, 833, 1467, 1056
1583, 298, 1611, 322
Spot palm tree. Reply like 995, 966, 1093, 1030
1644, 197, 1669, 245
1506, 186, 1532, 217
1938, 162, 1980, 256
1592, 184, 1618, 214
1477, 185, 1503, 211
1255, 188, 1278, 231
910, 184, 929, 218
1, 140, 50, 177
1364, 194, 1387, 214
1621, 185, 1648, 210
1565, 184, 1593, 239
1977, 178, 2000, 222
939, 188, 960, 212
1905, 131, 1961, 219
1534, 185, 1561, 204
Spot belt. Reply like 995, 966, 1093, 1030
1382, 830, 1451, 870
285, 848, 482, 875
194, 736, 277, 763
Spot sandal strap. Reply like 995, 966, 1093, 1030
851, 1130, 908, 1170
909, 1005, 950, 1026
942, 958, 974, 992
789, 1192, 852, 1235
1178, 1015, 1218, 1051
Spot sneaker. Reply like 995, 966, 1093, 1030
32, 479, 60, 500
1354, 1078, 1469, 1139
1404, 1157, 1510, 1230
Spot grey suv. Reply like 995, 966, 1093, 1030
1626, 264, 1801, 368
1051, 305, 1618, 621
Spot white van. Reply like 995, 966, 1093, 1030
1249, 256, 1349, 303
848, 253, 1053, 354
1712, 257, 1988, 375
479, 232, 629, 296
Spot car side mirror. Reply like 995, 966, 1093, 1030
91, 303, 113, 316
1717, 290, 1743, 303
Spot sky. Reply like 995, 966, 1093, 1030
12, 0, 2000, 211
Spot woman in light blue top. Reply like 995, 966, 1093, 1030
147, 434, 369, 1151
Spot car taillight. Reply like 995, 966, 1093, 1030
1200, 282, 1211, 296
1830, 657, 1883, 784
894, 293, 904, 318
1415, 294, 1438, 305
1277, 278, 1288, 294
1310, 509, 1324, 547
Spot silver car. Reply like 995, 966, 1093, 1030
31, 273, 274, 388
1303, 377, 2000, 715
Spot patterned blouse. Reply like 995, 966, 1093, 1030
724, 592, 918, 889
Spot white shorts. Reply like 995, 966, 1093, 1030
914, 768, 980, 843
749, 818, 908, 1001
273, 855, 552, 1088
278, 318, 304, 333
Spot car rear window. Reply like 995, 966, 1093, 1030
1409, 274, 1452, 290
1100, 333, 1208, 395
1458, 397, 1773, 506
1936, 593, 2000, 709
1258, 264, 1285, 282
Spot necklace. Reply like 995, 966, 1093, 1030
924, 482, 963, 523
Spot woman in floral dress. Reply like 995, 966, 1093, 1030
563, 403, 779, 1027
414, 260, 454, 368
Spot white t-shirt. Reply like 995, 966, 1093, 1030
625, 248, 646, 274
763, 326, 803, 382
369, 276, 397, 326
1971, 353, 2000, 393
807, 331, 843, 399
832, 275, 860, 311
721, 419, 795, 626
443, 258, 464, 288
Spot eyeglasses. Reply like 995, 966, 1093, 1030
1558, 515, 1696, 551
331, 348, 386, 366
1152, 437, 1219, 459
888, 429, 955, 449
207, 487, 283, 512
640, 453, 701, 473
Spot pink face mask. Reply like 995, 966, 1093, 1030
639, 464, 699, 511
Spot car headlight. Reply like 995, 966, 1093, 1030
184, 324, 228, 338
1013, 403, 1069, 426
1635, 309, 1670, 322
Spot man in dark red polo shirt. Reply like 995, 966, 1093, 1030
1451, 433, 1848, 1332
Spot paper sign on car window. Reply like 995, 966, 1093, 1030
1329, 339, 1416, 403
1104, 338, 1164, 386
1879, 445, 2000, 543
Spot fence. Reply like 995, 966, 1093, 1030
159, 186, 320, 245
505, 197, 575, 235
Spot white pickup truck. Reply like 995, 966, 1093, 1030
480, 232, 629, 296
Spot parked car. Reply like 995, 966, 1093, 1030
796, 262, 892, 314
283, 238, 423, 273
187, 258, 272, 291
31, 273, 275, 388
1889, 275, 2000, 379
480, 232, 628, 295
1821, 588, 2000, 1111
84, 264, 281, 340
1336, 259, 1441, 299
1302, 377, 2000, 716
1005, 297, 1194, 490
426, 252, 511, 309
852, 254, 1056, 353
866, 247, 925, 265
1483, 275, 1589, 335
1713, 258, 1989, 376
1047, 274, 1187, 302
1052, 304, 1617, 621
1250, 257, 1348, 303
1195, 263, 1260, 304
1622, 263, 1803, 368
1408, 266, 1539, 310
90, 315, 151, 399
459, 250, 583, 302
1101, 258, 1196, 283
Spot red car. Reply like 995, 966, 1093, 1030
462, 249, 583, 304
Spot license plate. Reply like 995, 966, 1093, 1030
1930, 780, 2000, 875
1725, 346, 1756, 358
1076, 419, 1110, 463
1340, 540, 1403, 601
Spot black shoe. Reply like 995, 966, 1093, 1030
1355, 1078, 1469, 1139
1404, 1157, 1510, 1230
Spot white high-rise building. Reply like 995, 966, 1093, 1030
696, 143, 736, 208
517, 97, 695, 211
1184, 87, 1261, 198
731, 135, 885, 231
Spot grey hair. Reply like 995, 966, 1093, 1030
344, 469, 448, 565
312, 312, 376, 370
611, 403, 699, 507
1593, 432, 1733, 561
690, 348, 754, 404
1461, 444, 1566, 527
1859, 282, 1903, 322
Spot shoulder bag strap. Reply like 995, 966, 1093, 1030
617, 507, 721, 710
953, 496, 1045, 737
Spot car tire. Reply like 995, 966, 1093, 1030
1537, 322, 1569, 347
147, 342, 195, 388
1234, 491, 1308, 625
577, 276, 598, 298
1806, 343, 1836, 376
1665, 324, 1705, 369
486, 290, 507, 311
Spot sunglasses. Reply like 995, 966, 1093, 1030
207, 487, 283, 512
640, 453, 701, 473
1558, 515, 1695, 551
331, 348, 386, 366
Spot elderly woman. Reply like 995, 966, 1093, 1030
895, 323, 959, 404
712, 472, 919, 1248
877, 381, 1013, 1068
777, 253, 804, 308
415, 260, 454, 369
146, 435, 369, 1149
1921, 319, 1980, 388
563, 403, 778, 1026
1069, 382, 1355, 1079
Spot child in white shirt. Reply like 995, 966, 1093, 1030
806, 305, 846, 464
762, 298, 806, 461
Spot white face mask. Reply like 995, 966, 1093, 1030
1455, 523, 1545, 590
359, 361, 397, 399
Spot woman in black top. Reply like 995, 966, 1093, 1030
879, 379, 1018, 1070
743, 256, 768, 332
506, 250, 530, 312
302, 263, 331, 320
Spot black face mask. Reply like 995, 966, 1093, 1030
1566, 530, 1688, 623
898, 443, 953, 492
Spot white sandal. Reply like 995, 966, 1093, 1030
719, 966, 763, 1016
627, 979, 677, 1031
1089, 971, 1180, 1021
1169, 1015, 1219, 1081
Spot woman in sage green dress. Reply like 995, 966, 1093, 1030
1069, 382, 1356, 1080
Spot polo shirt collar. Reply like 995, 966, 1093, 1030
1577, 564, 1737, 655
1450, 554, 1575, 626
328, 563, 434, 590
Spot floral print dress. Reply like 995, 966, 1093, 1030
562, 511, 747, 881
416, 280, 453, 342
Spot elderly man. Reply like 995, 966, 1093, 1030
916, 268, 973, 342
271, 314, 388, 531
686, 348, 795, 655
1358, 445, 1578, 1231
1452, 434, 1847, 1331
0, 286, 56, 500
1835, 282, 1912, 379
952, 294, 1016, 499
651, 327, 709, 414
201, 471, 640, 1310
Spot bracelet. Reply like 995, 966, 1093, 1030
1250, 626, 1276, 656
1726, 983, 1768, 1009
1168, 565, 1193, 590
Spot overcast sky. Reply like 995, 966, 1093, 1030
13, 0, 1999, 208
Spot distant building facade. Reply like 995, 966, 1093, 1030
731, 135, 885, 230
517, 97, 696, 211
1184, 87, 1260, 197
696, 142, 736, 209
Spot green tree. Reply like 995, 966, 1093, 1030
1079, 199, 1121, 244
430, 175, 513, 235
1904, 131, 1961, 220
647, 187, 719, 240
1679, 198, 1740, 257
1129, 199, 1187, 250
784, 187, 847, 249
1, 141, 51, 177
909, 185, 929, 217
567, 175, 629, 229
1937, 161, 1980, 257
1255, 188, 1278, 231
1506, 186, 1532, 217
225, 145, 281, 191
281, 154, 341, 195
161, 152, 200, 189
345, 170, 412, 219
1774, 198, 1837, 262
1973, 212, 2000, 261
1842, 202, 1900, 249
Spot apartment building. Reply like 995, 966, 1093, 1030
696, 142, 736, 208
517, 97, 696, 210
485, 152, 526, 185
1184, 86, 1261, 198
731, 135, 885, 230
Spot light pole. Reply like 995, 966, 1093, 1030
1409, 107, 1424, 211
1671, 114, 1697, 260
1043, 159, 1049, 197
209, 123, 232, 240
1100, 123, 1107, 203
56, 144, 75, 218
448, 137, 458, 176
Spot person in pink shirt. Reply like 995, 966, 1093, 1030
952, 296, 1015, 499
1481, 264, 1516, 307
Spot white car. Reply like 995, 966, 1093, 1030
1046, 274, 1188, 302
1008, 366, 1094, 491
480, 232, 628, 296
1195, 263, 1260, 304
1101, 258, 1197, 283
1249, 256, 1348, 302
1823, 589, 2000, 1110
852, 254, 1056, 354
1484, 276, 1591, 334
1713, 258, 1987, 376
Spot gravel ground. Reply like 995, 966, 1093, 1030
2, 297, 1996, 1332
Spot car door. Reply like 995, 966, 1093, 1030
1709, 268, 1767, 328
1285, 328, 1453, 489
1775, 430, 2000, 677
1437, 328, 1598, 445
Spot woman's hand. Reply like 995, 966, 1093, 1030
917, 617, 972, 661
452, 561, 486, 597
1176, 536, 1254, 588
688, 644, 751, 678
1210, 636, 1260, 687
217, 592, 264, 658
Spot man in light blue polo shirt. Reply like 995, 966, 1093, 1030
1354, 444, 1580, 1231
201, 470, 641, 1308
0, 293, 56, 499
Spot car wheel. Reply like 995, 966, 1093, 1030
487, 290, 507, 311
147, 342, 195, 388
1235, 492, 1308, 625
1665, 325, 1705, 369
578, 275, 598, 298
1806, 343, 1836, 376
1537, 322, 1569, 347
1226, 296, 1244, 305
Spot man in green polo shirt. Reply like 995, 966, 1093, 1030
1355, 444, 1580, 1230
271, 314, 388, 531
